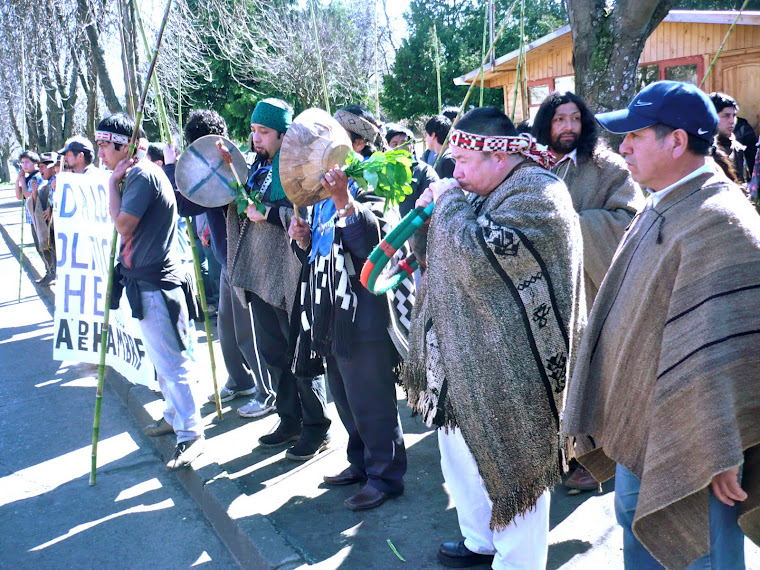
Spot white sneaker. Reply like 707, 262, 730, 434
208, 386, 256, 403
238, 396, 276, 418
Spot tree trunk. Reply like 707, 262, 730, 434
33, 81, 47, 151
0, 140, 11, 183
566, 0, 672, 113
62, 52, 80, 142
43, 71, 63, 151
78, 0, 123, 113
86, 62, 99, 142
119, 0, 140, 116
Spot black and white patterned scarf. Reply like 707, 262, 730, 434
293, 196, 416, 375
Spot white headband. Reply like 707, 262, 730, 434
95, 130, 131, 145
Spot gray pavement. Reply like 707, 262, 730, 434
1, 182, 758, 569
0, 204, 235, 568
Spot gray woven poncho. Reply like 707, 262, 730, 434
404, 163, 585, 529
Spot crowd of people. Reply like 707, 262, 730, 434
13, 80, 760, 569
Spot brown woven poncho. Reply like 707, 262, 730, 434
404, 163, 585, 529
552, 147, 644, 308
563, 169, 760, 569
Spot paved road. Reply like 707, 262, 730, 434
0, 228, 236, 568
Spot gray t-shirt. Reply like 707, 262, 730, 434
118, 160, 180, 274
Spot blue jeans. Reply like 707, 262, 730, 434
614, 463, 745, 569
139, 288, 203, 443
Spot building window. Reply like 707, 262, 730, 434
528, 84, 550, 106
554, 75, 575, 94
638, 56, 703, 87
665, 64, 698, 85
637, 64, 659, 91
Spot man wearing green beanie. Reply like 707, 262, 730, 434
227, 98, 331, 460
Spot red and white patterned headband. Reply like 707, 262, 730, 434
450, 130, 556, 169
95, 130, 131, 145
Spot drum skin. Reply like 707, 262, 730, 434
175, 135, 248, 208
279, 108, 352, 207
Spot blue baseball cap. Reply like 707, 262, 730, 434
595, 81, 718, 142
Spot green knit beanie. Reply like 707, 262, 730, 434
250, 100, 292, 134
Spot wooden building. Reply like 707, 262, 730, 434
455, 10, 760, 132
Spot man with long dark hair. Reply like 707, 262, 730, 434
533, 92, 643, 492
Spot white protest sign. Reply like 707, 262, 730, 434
52, 170, 157, 389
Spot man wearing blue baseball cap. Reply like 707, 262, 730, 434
563, 81, 760, 568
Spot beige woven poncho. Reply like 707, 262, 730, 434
563, 169, 760, 569
404, 163, 585, 528
552, 147, 644, 308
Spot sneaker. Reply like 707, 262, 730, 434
238, 396, 276, 418
166, 438, 204, 470
36, 272, 54, 286
143, 417, 174, 437
285, 434, 331, 461
208, 386, 256, 403
258, 424, 301, 447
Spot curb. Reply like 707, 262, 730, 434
106, 369, 303, 569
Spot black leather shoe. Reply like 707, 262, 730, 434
344, 484, 400, 511
437, 541, 495, 568
323, 467, 367, 486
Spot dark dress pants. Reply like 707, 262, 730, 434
249, 292, 330, 440
326, 338, 407, 495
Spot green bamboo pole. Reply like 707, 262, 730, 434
700, 0, 750, 88
133, 0, 222, 421
434, 0, 518, 172
91, 0, 174, 486
118, 0, 137, 117
479, 5, 488, 107
185, 219, 221, 420
374, 0, 380, 118
520, 0, 528, 117
309, 0, 331, 114
511, 0, 526, 123
433, 24, 442, 114
177, 34, 183, 150
18, 34, 26, 302
133, 0, 171, 143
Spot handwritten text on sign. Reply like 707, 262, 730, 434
52, 171, 156, 388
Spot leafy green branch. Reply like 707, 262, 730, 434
343, 148, 414, 212
231, 181, 265, 217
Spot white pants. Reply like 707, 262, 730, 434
140, 288, 203, 443
438, 428, 550, 570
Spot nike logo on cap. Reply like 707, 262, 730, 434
634, 101, 653, 107
697, 128, 709, 135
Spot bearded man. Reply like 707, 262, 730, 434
227, 98, 331, 460
405, 106, 585, 568
532, 91, 644, 492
